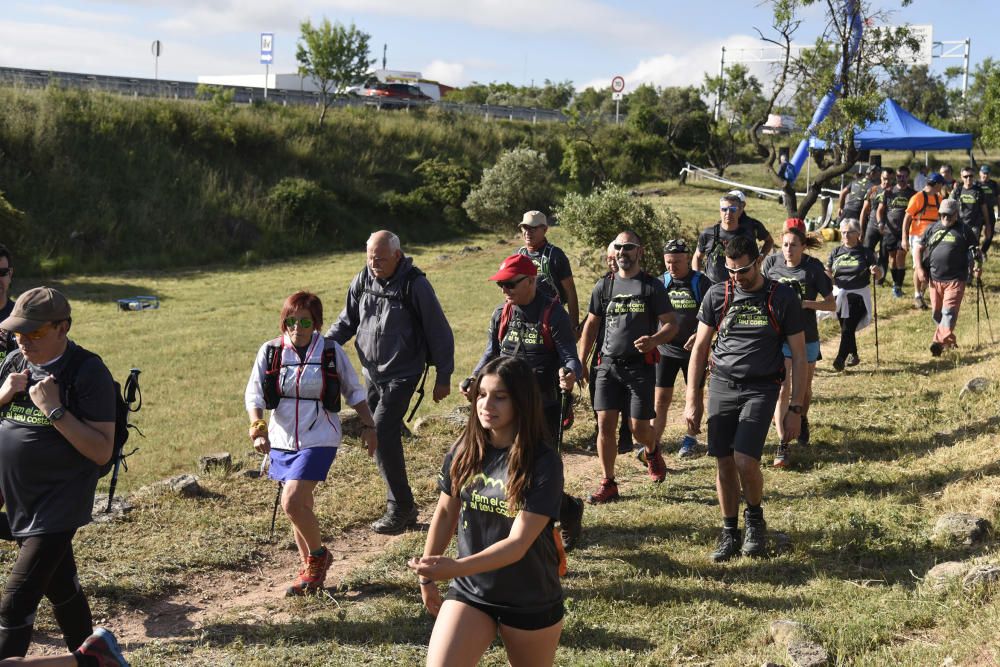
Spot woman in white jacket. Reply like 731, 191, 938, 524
245, 291, 378, 596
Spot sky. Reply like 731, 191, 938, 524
2, 1, 997, 94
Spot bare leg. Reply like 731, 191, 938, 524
734, 452, 763, 506
500, 619, 563, 667
630, 417, 656, 456
282, 480, 321, 561
801, 363, 816, 415
773, 358, 793, 443
596, 410, 620, 479
426, 600, 497, 667
716, 456, 741, 518
0, 658, 76, 666
652, 386, 673, 447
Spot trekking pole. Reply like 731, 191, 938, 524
871, 279, 880, 371
980, 278, 995, 344
556, 368, 573, 454
976, 278, 982, 348
107, 368, 142, 512
269, 482, 283, 542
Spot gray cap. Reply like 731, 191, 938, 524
939, 199, 959, 216
0, 287, 71, 333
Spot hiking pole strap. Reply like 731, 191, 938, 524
406, 364, 430, 422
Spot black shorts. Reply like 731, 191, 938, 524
863, 222, 882, 249
655, 355, 707, 389
446, 590, 564, 631
592, 357, 655, 420
706, 375, 780, 461
882, 227, 903, 252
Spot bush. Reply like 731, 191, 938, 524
266, 177, 337, 238
463, 147, 555, 230
555, 182, 681, 275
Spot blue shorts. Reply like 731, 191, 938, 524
782, 340, 821, 363
269, 447, 337, 482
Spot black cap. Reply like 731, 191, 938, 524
663, 239, 690, 254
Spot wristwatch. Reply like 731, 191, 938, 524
47, 406, 67, 422
787, 404, 803, 414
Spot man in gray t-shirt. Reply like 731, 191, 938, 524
684, 236, 807, 564
578, 231, 678, 504
0, 287, 116, 657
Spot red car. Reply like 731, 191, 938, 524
360, 82, 432, 107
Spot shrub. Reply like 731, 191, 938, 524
463, 147, 555, 231
555, 182, 681, 275
266, 177, 337, 238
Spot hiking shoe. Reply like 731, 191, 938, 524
832, 357, 845, 372
796, 415, 810, 446
678, 435, 698, 458
560, 495, 585, 552
742, 510, 768, 558
845, 353, 860, 367
773, 443, 790, 468
371, 505, 419, 535
618, 440, 635, 455
587, 478, 620, 504
77, 627, 130, 667
892, 286, 903, 298
914, 294, 927, 310
711, 529, 742, 563
645, 446, 667, 483
287, 547, 333, 596
929, 342, 943, 357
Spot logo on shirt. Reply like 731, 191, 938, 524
719, 303, 770, 339
667, 288, 696, 311
1, 403, 51, 426
606, 295, 647, 315
774, 277, 804, 301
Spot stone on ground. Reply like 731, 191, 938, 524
931, 513, 990, 547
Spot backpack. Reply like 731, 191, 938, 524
261, 340, 341, 413
497, 297, 558, 351
599, 272, 661, 364
517, 245, 561, 303
662, 271, 705, 305
717, 278, 781, 335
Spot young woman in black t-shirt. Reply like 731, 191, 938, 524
409, 356, 564, 667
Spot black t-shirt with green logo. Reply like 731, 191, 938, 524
0, 341, 116, 537
762, 254, 832, 344
657, 272, 704, 359
886, 184, 917, 232
979, 178, 998, 223
588, 272, 672, 359
439, 442, 563, 610
698, 279, 804, 381
950, 183, 986, 232
920, 221, 978, 283
518, 243, 573, 304
867, 186, 886, 227
826, 245, 877, 290
697, 216, 770, 284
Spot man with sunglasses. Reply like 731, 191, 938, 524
684, 236, 806, 561
0, 244, 14, 365
949, 167, 990, 252
859, 168, 893, 282
327, 230, 455, 535
462, 254, 586, 550
878, 166, 917, 298
0, 287, 117, 657
578, 232, 679, 504
693, 193, 773, 284
517, 211, 580, 336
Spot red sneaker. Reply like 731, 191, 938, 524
77, 628, 130, 667
587, 478, 620, 504
286, 547, 333, 596
646, 446, 667, 483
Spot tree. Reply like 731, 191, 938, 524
463, 147, 555, 230
296, 18, 374, 127
750, 0, 917, 218
981, 66, 1000, 148
885, 65, 949, 122
702, 64, 770, 176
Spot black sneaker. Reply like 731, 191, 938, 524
371, 505, 419, 535
559, 495, 584, 552
832, 357, 845, 372
741, 509, 768, 558
845, 353, 860, 367
711, 529, 742, 562
929, 342, 943, 357
797, 415, 810, 446
618, 440, 635, 455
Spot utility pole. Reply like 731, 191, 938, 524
382, 44, 387, 70
714, 46, 725, 121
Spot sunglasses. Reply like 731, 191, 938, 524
0, 268, 10, 277
14, 321, 56, 341
726, 262, 755, 276
720, 206, 740, 213
496, 276, 528, 290
284, 317, 314, 329
613, 242, 639, 252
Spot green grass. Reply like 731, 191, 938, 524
7, 182, 1000, 665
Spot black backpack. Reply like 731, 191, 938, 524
261, 340, 341, 412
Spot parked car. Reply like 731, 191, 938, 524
359, 82, 433, 108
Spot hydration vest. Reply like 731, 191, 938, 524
262, 339, 341, 413
517, 244, 562, 303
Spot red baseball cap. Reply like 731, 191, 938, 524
488, 254, 538, 281
784, 217, 806, 233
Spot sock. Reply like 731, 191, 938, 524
310, 545, 326, 557
745, 503, 763, 520
73, 653, 99, 667
891, 268, 903, 287
723, 516, 739, 532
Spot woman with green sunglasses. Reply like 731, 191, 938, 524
245, 291, 378, 596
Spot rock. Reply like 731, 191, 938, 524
241, 469, 261, 479
762, 663, 783, 667
413, 405, 471, 435
459, 245, 483, 254
788, 640, 829, 667
91, 495, 133, 524
962, 564, 1000, 590
932, 513, 990, 547
770, 620, 810, 647
772, 532, 793, 556
959, 377, 991, 398
156, 474, 201, 497
341, 410, 410, 440
924, 561, 971, 591
198, 452, 232, 474
436, 254, 452, 261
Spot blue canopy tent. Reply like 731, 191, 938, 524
853, 98, 973, 151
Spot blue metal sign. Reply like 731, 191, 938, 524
260, 33, 274, 65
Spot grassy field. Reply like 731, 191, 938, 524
6, 181, 1000, 665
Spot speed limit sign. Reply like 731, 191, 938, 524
611, 75, 625, 93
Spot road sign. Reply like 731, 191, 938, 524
611, 75, 625, 93
260, 33, 274, 65
151, 40, 162, 57
612, 92, 624, 101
